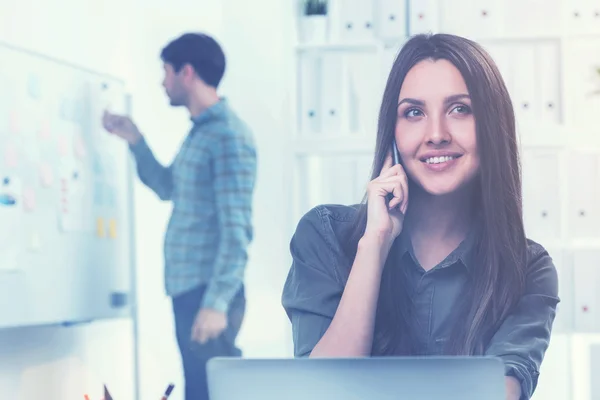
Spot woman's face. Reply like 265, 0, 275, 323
395, 59, 480, 196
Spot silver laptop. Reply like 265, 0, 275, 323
207, 356, 506, 400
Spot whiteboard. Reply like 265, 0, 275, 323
0, 42, 135, 328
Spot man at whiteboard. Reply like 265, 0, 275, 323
101, 32, 257, 400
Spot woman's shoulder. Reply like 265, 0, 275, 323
524, 238, 553, 266
524, 238, 559, 296
289, 204, 362, 277
294, 203, 363, 240
301, 203, 362, 222
283, 205, 361, 322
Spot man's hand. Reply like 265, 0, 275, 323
191, 308, 228, 344
505, 376, 522, 400
102, 110, 142, 145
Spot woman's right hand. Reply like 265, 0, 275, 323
364, 151, 409, 244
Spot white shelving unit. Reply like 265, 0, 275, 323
289, 1, 600, 398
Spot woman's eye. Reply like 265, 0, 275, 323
452, 105, 471, 114
405, 108, 423, 118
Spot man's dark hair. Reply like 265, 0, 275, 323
160, 32, 226, 88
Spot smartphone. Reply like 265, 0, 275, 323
392, 138, 401, 166
386, 139, 401, 206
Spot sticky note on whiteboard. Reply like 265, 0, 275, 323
74, 135, 87, 159
0, 173, 25, 271
27, 73, 41, 100
0, 175, 22, 207
96, 217, 105, 238
23, 187, 36, 212
9, 110, 20, 134
58, 159, 91, 232
39, 119, 51, 140
57, 134, 69, 157
4, 143, 18, 168
39, 163, 53, 187
108, 218, 117, 238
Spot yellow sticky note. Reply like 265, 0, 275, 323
96, 217, 105, 238
108, 218, 117, 238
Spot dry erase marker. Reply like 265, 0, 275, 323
161, 383, 175, 400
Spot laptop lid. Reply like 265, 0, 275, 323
207, 356, 506, 400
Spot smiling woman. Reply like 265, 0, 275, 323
282, 33, 559, 400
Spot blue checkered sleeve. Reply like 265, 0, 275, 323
129, 137, 173, 201
201, 129, 257, 313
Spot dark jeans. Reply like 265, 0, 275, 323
172, 284, 245, 400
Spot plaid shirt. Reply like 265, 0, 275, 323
130, 98, 256, 313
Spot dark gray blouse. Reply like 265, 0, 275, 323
282, 204, 559, 400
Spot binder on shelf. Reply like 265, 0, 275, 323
335, 0, 376, 43
298, 54, 322, 135
320, 53, 346, 134
376, 0, 407, 39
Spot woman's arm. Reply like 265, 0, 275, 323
484, 242, 560, 400
281, 209, 395, 358
282, 156, 409, 358
307, 158, 408, 357
505, 376, 522, 400
310, 234, 392, 357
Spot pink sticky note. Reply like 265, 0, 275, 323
23, 187, 36, 212
57, 135, 69, 157
39, 119, 51, 140
39, 163, 53, 187
4, 143, 18, 168
74, 136, 86, 159
9, 110, 20, 134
